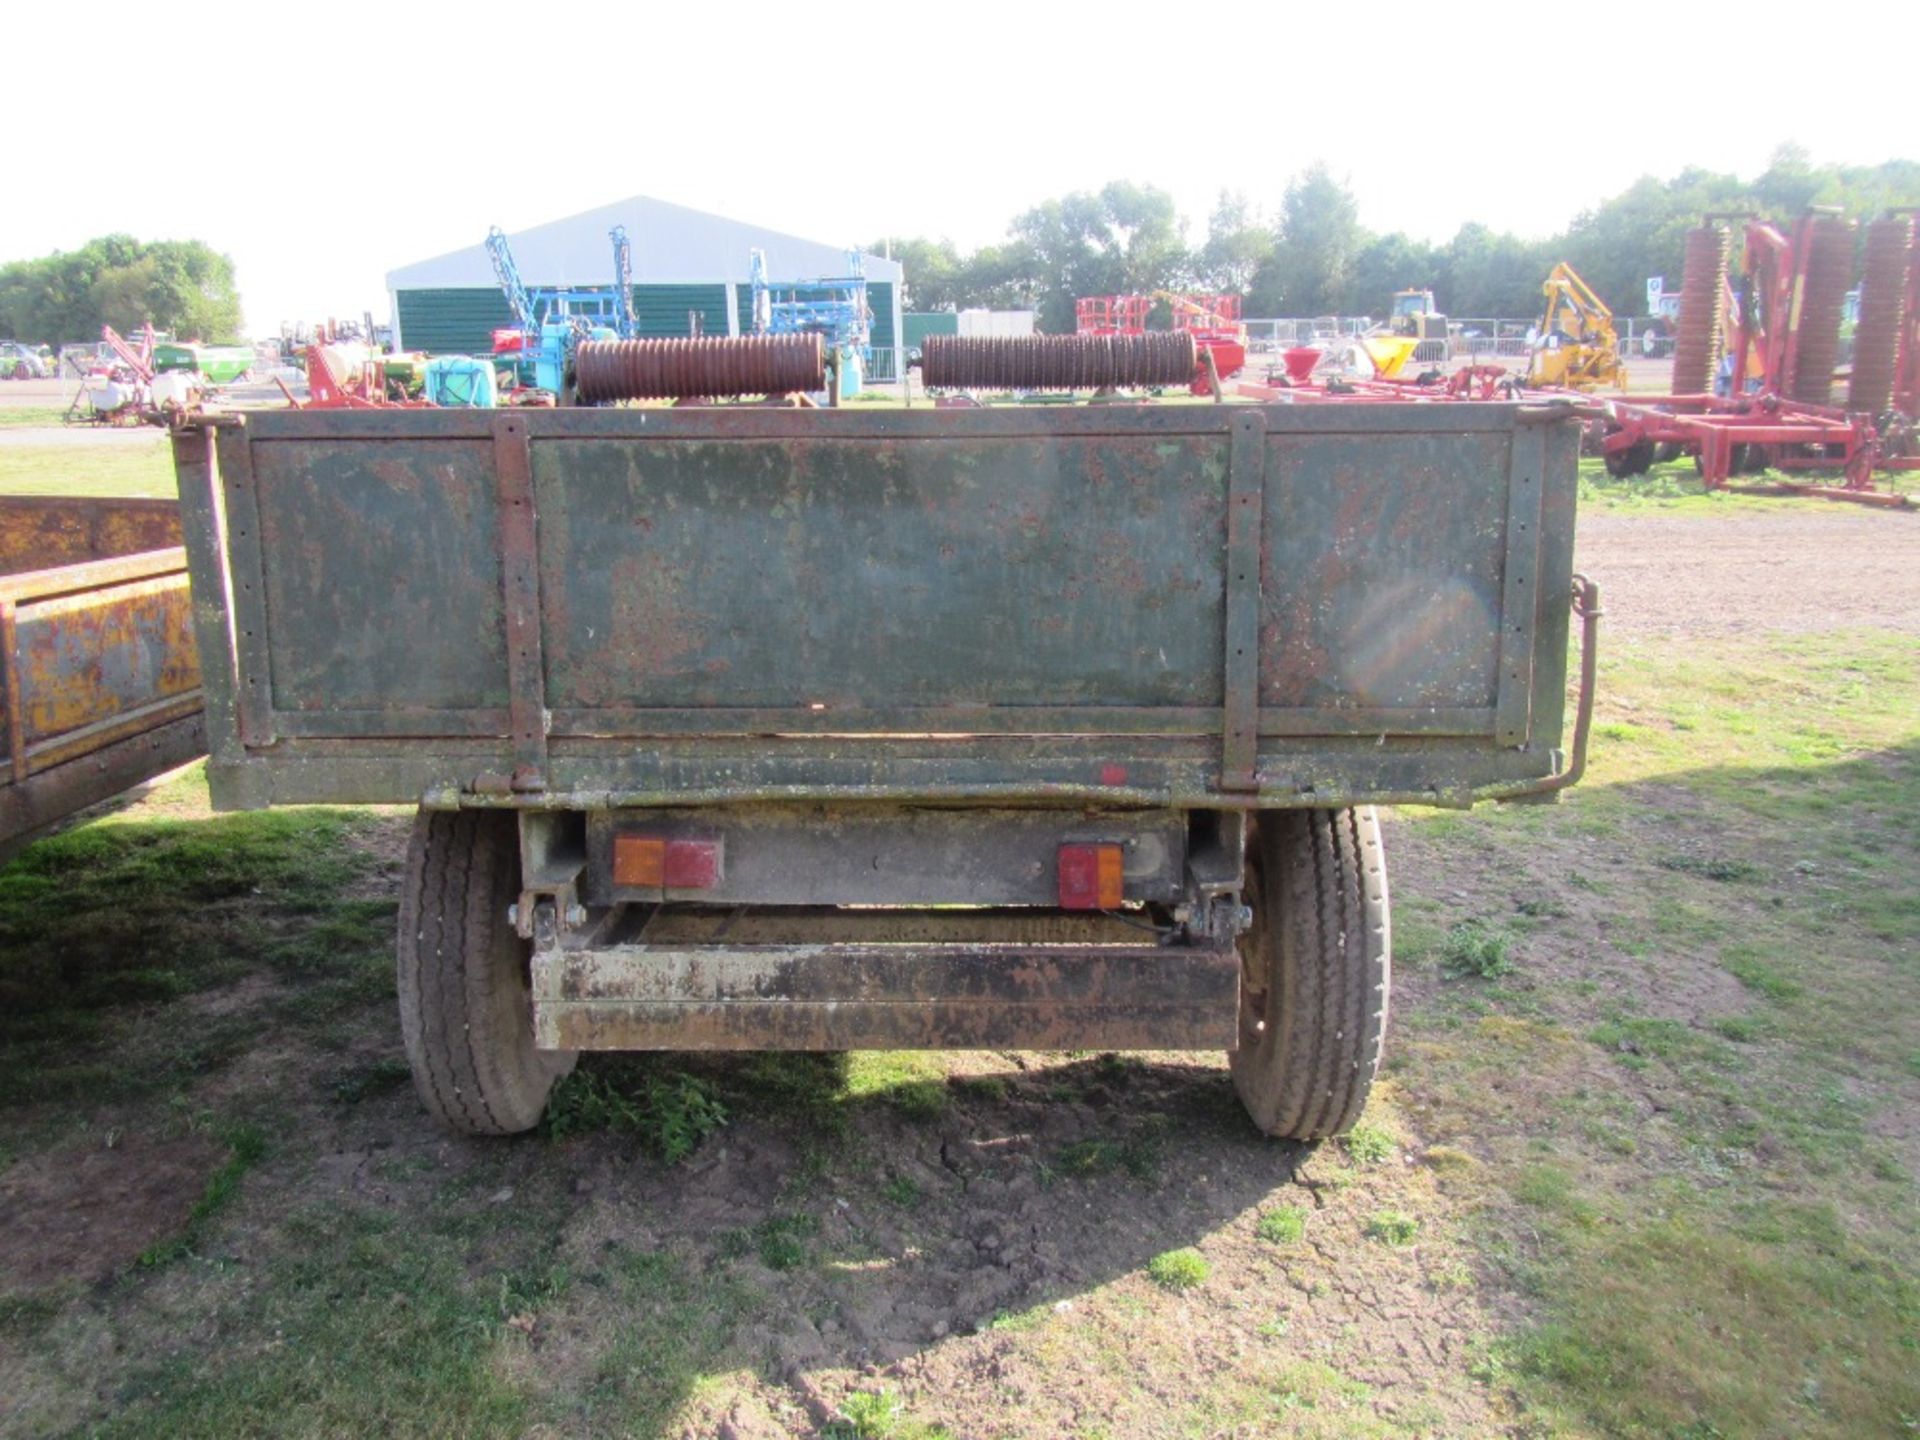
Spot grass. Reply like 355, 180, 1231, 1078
1254, 1205, 1305, 1245
1050, 1114, 1169, 1182
1342, 1121, 1395, 1165
1178, 1358, 1387, 1437
1437, 920, 1516, 978
83, 1193, 570, 1436
0, 564, 1914, 1434
0, 437, 178, 497
0, 776, 391, 1111
1364, 1211, 1419, 1246
718, 1212, 819, 1272
825, 1388, 953, 1440
844, 1052, 950, 1120
1394, 627, 1920, 1437
542, 1063, 728, 1161
138, 1124, 268, 1266
1145, 1248, 1209, 1290
0, 406, 75, 428
1575, 454, 1918, 513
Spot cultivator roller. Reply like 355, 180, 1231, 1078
1671, 225, 1731, 395
572, 334, 825, 402
1787, 215, 1855, 406
1849, 215, 1915, 417
919, 332, 1197, 390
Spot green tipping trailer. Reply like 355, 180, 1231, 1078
169, 401, 1596, 1141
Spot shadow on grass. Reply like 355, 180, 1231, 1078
1397, 737, 1919, 1439
0, 805, 1315, 1438
0, 808, 396, 1110
11, 1045, 1311, 1438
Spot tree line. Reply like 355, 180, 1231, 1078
880, 148, 1920, 332
0, 235, 243, 346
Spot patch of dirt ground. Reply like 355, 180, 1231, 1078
1575, 508, 1920, 635
0, 1134, 222, 1291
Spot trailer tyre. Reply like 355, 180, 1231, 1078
1230, 807, 1390, 1141
397, 809, 574, 1135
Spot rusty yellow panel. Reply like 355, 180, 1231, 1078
0, 496, 181, 578
11, 575, 198, 746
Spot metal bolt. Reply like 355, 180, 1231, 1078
564, 904, 588, 928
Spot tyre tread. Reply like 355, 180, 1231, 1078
1231, 806, 1391, 1140
397, 809, 568, 1136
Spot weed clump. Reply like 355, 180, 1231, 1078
718, 1212, 819, 1271
1366, 1210, 1420, 1246
1147, 1247, 1210, 1290
1657, 854, 1764, 883
1343, 1121, 1395, 1165
543, 1066, 726, 1162
1439, 921, 1516, 979
1255, 1206, 1306, 1245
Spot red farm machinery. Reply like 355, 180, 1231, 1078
1075, 293, 1249, 394
1599, 208, 1919, 507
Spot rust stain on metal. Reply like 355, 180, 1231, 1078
0, 497, 181, 579
533, 940, 1239, 1051
606, 554, 709, 678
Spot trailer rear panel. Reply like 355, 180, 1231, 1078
173, 403, 1580, 812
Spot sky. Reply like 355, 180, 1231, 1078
5, 1, 1911, 337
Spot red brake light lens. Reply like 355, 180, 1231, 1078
1057, 843, 1124, 909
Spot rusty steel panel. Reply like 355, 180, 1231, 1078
0, 549, 200, 779
245, 437, 508, 713
531, 941, 1240, 1051
0, 496, 182, 578
534, 432, 1228, 710
10, 572, 199, 749
0, 711, 206, 861
1260, 430, 1516, 712
0, 540, 205, 854
185, 404, 1585, 811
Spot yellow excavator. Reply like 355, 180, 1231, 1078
1525, 263, 1628, 391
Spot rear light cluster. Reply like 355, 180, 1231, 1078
612, 832, 1126, 908
1057, 843, 1124, 910
613, 834, 723, 890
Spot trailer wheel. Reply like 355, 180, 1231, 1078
397, 809, 574, 1135
1229, 807, 1390, 1141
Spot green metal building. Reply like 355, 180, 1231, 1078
387, 195, 905, 379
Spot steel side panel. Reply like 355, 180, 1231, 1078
11, 574, 200, 747
0, 711, 207, 857
1260, 430, 1511, 712
534, 435, 1228, 709
247, 438, 508, 713
0, 496, 183, 578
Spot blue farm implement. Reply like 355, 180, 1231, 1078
748, 249, 872, 397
